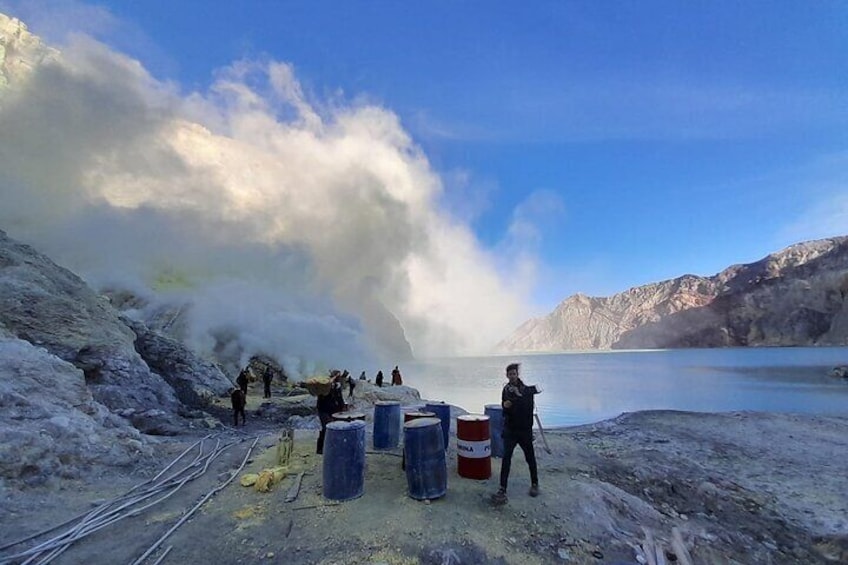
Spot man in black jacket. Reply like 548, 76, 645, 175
492, 362, 540, 504
316, 372, 346, 454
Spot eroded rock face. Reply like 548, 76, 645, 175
0, 231, 184, 413
498, 237, 848, 351
0, 336, 150, 486
126, 317, 233, 408
0, 230, 181, 416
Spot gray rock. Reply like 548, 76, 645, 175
0, 229, 180, 417
0, 336, 149, 484
828, 365, 848, 379
126, 317, 233, 407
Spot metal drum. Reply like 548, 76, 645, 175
333, 411, 366, 422
484, 404, 504, 458
372, 401, 401, 450
322, 420, 366, 501
404, 410, 435, 422
403, 417, 447, 500
456, 414, 491, 480
401, 410, 435, 469
424, 401, 451, 451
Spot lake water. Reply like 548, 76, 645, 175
404, 347, 848, 428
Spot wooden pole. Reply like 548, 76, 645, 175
533, 413, 552, 454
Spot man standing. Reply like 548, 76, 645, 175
391, 366, 403, 386
316, 371, 346, 454
236, 367, 250, 395
492, 362, 540, 505
262, 366, 273, 399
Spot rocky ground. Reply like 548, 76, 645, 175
1, 383, 847, 565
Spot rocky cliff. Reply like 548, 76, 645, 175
0, 229, 235, 484
497, 237, 848, 352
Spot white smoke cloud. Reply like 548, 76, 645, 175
0, 16, 533, 370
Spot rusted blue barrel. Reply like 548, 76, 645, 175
403, 417, 446, 500
322, 420, 366, 501
424, 401, 451, 451
373, 401, 401, 449
484, 404, 504, 458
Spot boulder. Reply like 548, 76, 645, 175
125, 317, 233, 408
0, 336, 150, 486
0, 230, 181, 418
828, 365, 848, 379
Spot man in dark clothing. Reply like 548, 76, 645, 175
262, 366, 273, 399
375, 370, 384, 387
492, 362, 540, 505
236, 367, 250, 395
316, 373, 346, 454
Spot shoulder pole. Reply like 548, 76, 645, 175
533, 413, 552, 454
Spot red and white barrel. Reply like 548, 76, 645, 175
456, 414, 491, 480
404, 410, 435, 423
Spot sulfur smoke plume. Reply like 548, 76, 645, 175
0, 14, 531, 372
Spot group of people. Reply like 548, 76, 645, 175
230, 364, 279, 427
313, 365, 405, 453
235, 365, 276, 399
374, 365, 403, 387
309, 361, 540, 507
232, 359, 539, 506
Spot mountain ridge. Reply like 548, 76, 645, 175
496, 236, 848, 352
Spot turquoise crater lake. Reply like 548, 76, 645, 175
407, 347, 848, 427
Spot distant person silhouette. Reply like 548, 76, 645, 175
262, 366, 273, 399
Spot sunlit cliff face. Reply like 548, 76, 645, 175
0, 14, 532, 371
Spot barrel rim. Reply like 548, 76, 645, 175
326, 419, 366, 430
374, 400, 401, 406
457, 414, 490, 422
403, 416, 442, 429
332, 411, 366, 417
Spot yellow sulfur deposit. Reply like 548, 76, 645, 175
240, 473, 259, 487
254, 470, 274, 493
303, 376, 332, 396
254, 466, 287, 493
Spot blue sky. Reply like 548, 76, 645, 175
3, 0, 847, 315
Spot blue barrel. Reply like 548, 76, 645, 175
322, 420, 366, 501
484, 404, 504, 458
424, 401, 451, 451
403, 417, 447, 500
373, 401, 401, 450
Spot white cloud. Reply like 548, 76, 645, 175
0, 18, 533, 368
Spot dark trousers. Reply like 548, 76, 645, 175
316, 412, 334, 454
499, 429, 538, 491
263, 381, 271, 398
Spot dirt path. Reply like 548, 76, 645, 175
2, 410, 847, 564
